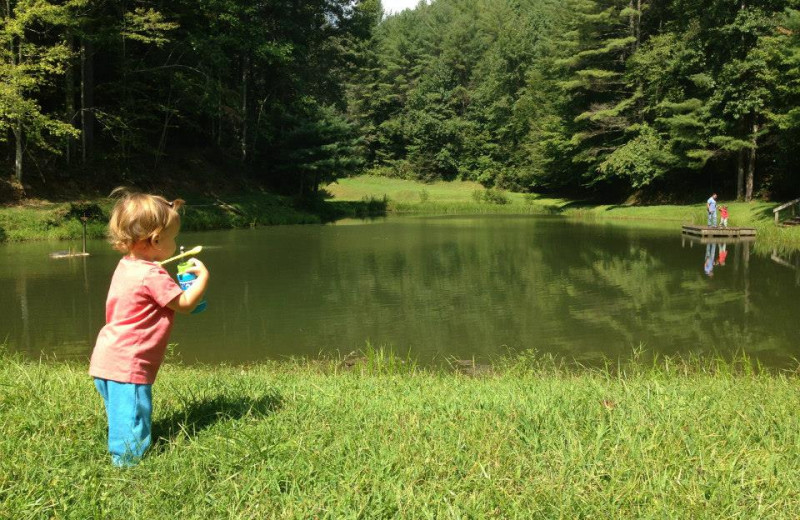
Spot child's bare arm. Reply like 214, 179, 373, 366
167, 259, 210, 314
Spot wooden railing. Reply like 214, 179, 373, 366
773, 197, 800, 225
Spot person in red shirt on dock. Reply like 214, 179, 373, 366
719, 205, 729, 228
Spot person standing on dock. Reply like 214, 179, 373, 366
706, 193, 718, 227
719, 205, 729, 228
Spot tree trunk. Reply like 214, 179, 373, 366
736, 148, 745, 200
216, 75, 222, 148
65, 32, 76, 165
154, 86, 173, 170
8, 0, 23, 182
241, 55, 249, 163
628, 1, 635, 39
13, 123, 23, 182
636, 0, 642, 48
80, 38, 95, 163
745, 120, 758, 202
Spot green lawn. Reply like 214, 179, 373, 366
3, 175, 800, 252
327, 175, 800, 251
3, 349, 800, 518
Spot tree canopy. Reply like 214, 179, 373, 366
2, 0, 799, 201
347, 0, 800, 200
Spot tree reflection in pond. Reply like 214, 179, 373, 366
1, 218, 798, 367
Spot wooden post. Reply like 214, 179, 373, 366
80, 215, 88, 254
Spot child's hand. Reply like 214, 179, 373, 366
185, 258, 210, 280
167, 258, 209, 314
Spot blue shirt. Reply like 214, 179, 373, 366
704, 255, 714, 276
707, 197, 717, 213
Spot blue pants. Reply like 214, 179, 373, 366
707, 211, 717, 227
94, 378, 153, 467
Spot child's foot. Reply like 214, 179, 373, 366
112, 453, 143, 467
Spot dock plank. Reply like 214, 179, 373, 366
681, 225, 756, 238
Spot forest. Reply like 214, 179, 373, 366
2, 0, 800, 201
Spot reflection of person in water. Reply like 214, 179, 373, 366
704, 243, 717, 276
718, 243, 728, 266
703, 243, 717, 276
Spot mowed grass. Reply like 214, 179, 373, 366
3, 349, 800, 518
327, 175, 800, 251
326, 176, 563, 214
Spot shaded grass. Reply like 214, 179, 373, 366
0, 193, 319, 243
3, 347, 800, 518
0, 192, 388, 243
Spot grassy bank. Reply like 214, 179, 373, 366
2, 349, 800, 518
327, 175, 800, 251
0, 191, 390, 243
4, 174, 800, 252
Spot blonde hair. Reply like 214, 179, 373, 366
108, 187, 185, 253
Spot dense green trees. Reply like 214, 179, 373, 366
350, 0, 800, 200
3, 0, 799, 201
1, 0, 379, 196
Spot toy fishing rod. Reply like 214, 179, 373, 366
157, 245, 203, 266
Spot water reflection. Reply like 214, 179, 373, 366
704, 243, 716, 276
2, 217, 800, 367
702, 242, 730, 277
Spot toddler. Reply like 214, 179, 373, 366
719, 205, 729, 227
89, 189, 209, 466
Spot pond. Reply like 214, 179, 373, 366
2, 215, 798, 367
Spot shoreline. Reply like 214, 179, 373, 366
2, 175, 800, 252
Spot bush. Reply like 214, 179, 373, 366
471, 188, 509, 205
482, 188, 510, 205
418, 189, 430, 203
358, 195, 389, 217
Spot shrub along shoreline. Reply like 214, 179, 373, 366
2, 349, 799, 517
3, 175, 800, 252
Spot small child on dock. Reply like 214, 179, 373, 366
89, 189, 210, 466
719, 205, 729, 228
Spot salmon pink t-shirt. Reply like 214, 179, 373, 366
89, 257, 184, 384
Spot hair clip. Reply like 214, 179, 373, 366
167, 201, 174, 208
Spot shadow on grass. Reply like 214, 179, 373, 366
543, 200, 597, 214
297, 196, 389, 222
152, 391, 283, 445
0, 226, 6, 243
757, 202, 782, 222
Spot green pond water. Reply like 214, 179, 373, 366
2, 215, 797, 366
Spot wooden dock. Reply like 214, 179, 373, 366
682, 234, 755, 246
681, 225, 756, 238
49, 250, 90, 259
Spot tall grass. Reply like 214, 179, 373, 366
3, 346, 800, 518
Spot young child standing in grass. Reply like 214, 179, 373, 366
89, 189, 210, 466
